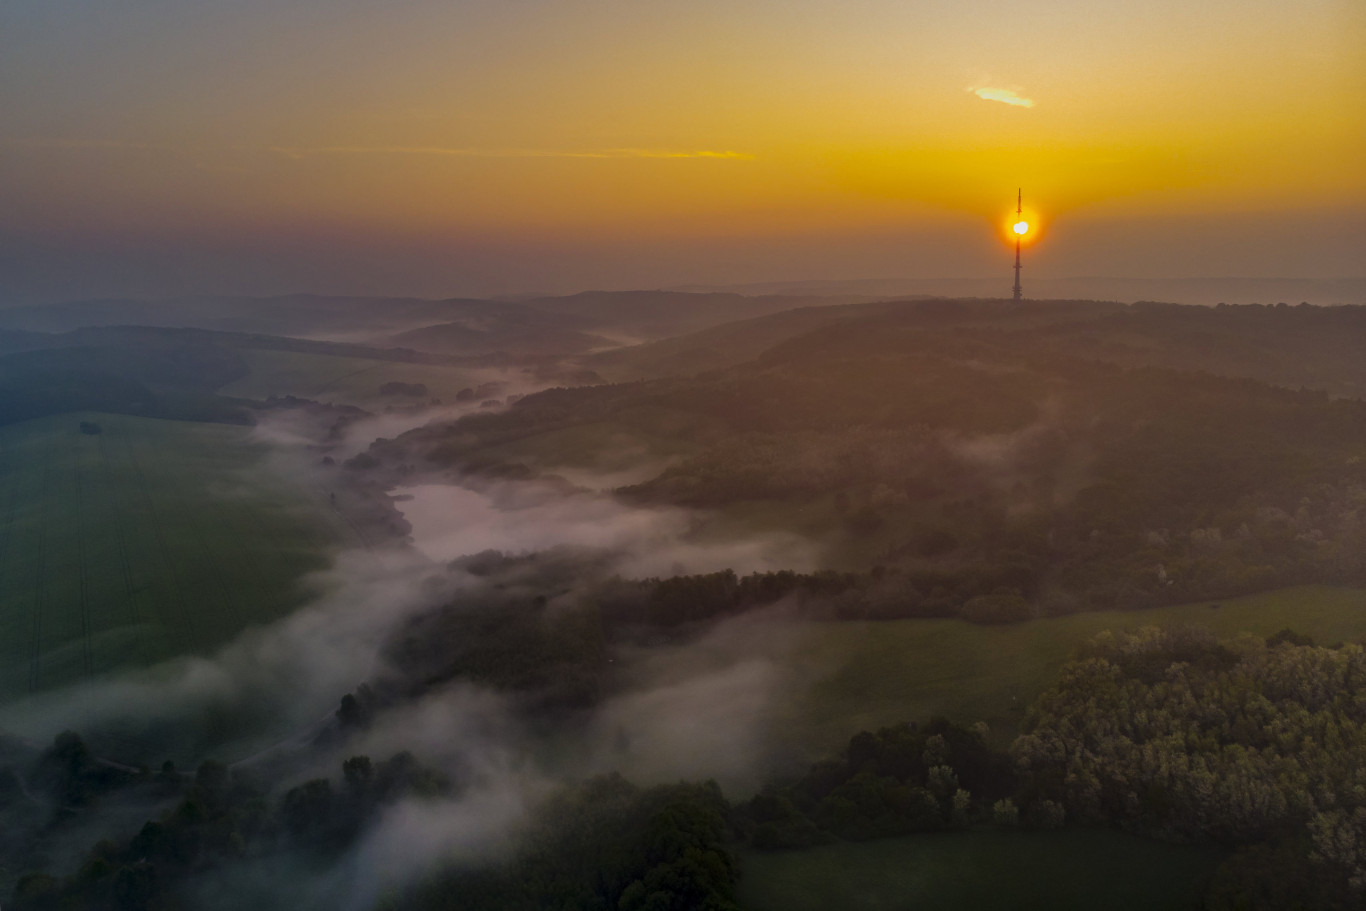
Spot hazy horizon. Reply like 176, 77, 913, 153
3, 0, 1362, 306
6, 3, 1366, 909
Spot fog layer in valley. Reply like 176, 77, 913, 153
0, 396, 827, 904
397, 480, 814, 578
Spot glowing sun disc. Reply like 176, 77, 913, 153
1013, 220, 1029, 235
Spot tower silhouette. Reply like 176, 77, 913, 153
1012, 188, 1024, 302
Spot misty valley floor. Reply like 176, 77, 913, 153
4, 295, 1366, 909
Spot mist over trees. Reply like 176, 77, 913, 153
7, 743, 452, 911
5, 295, 1366, 909
378, 303, 1366, 624
12, 625, 1362, 910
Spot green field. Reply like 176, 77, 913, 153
737, 829, 1225, 911
670, 586, 1366, 757
0, 412, 357, 700
222, 349, 496, 406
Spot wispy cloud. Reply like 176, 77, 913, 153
267, 145, 755, 161
2, 138, 173, 152
968, 86, 1035, 108
1, 138, 754, 162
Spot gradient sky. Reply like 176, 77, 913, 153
2, 0, 1363, 302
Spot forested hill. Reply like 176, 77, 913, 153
0, 290, 867, 353
1011, 300, 1366, 398
0, 340, 255, 427
584, 297, 1125, 381
371, 299, 1366, 619
585, 298, 1366, 396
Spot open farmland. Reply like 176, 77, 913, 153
738, 829, 1224, 911
664, 585, 1366, 759
0, 412, 356, 700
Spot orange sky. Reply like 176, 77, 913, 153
1, 0, 1362, 301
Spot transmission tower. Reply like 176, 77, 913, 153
1012, 188, 1024, 302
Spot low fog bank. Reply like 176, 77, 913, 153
0, 397, 833, 906
181, 688, 552, 911
0, 547, 463, 762
579, 607, 810, 793
3, 419, 813, 767
396, 479, 816, 578
250, 365, 544, 460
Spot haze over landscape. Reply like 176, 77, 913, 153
1, 2, 1365, 911
2, 0, 1363, 302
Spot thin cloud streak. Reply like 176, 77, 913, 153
267, 145, 756, 161
2, 138, 174, 152
1, 139, 754, 162
968, 86, 1035, 108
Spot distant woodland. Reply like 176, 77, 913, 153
5, 295, 1366, 910
379, 301, 1366, 623
9, 627, 1361, 910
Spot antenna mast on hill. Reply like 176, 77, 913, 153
1012, 188, 1024, 302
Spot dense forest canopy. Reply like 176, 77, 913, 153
9, 627, 1362, 910
367, 302, 1366, 622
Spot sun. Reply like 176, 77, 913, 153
1013, 220, 1029, 235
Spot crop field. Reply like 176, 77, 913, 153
223, 349, 501, 406
0, 412, 357, 700
770, 585, 1366, 754
630, 585, 1366, 760
737, 828, 1225, 911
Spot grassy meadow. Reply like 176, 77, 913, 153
676, 585, 1366, 758
737, 828, 1225, 911
0, 412, 355, 700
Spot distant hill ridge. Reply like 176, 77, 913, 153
0, 289, 876, 352
673, 276, 1366, 306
